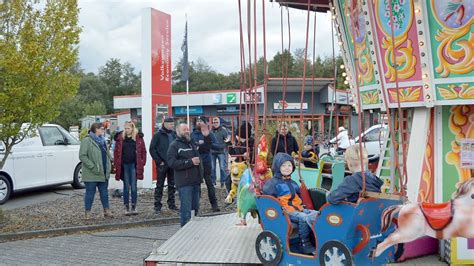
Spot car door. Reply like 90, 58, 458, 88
39, 126, 73, 184
363, 127, 383, 156
10, 133, 47, 190
58, 126, 81, 173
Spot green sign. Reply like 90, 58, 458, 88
226, 93, 236, 104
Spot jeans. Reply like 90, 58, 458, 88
178, 185, 201, 227
122, 163, 137, 206
288, 209, 319, 242
202, 160, 218, 207
211, 153, 228, 186
84, 181, 109, 211
154, 163, 176, 211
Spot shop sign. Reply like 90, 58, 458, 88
273, 100, 308, 112
213, 94, 222, 104
245, 92, 262, 103
226, 93, 237, 104
173, 106, 204, 116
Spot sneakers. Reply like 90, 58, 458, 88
103, 208, 114, 218
211, 204, 221, 212
155, 209, 161, 216
169, 205, 179, 212
131, 205, 138, 215
124, 205, 131, 216
84, 211, 92, 220
302, 241, 316, 255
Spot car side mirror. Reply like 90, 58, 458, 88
54, 139, 66, 145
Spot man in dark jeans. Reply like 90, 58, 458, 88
150, 117, 178, 215
167, 122, 203, 227
191, 116, 223, 212
211, 116, 230, 188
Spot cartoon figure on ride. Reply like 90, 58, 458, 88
225, 161, 248, 204
255, 135, 273, 191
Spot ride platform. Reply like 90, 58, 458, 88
144, 213, 261, 265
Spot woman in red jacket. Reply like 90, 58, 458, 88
114, 121, 146, 215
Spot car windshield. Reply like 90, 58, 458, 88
59, 127, 80, 145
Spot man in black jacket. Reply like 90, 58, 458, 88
191, 116, 223, 212
150, 117, 178, 215
271, 122, 299, 157
167, 122, 203, 227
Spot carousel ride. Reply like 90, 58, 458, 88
251, 0, 473, 265
146, 0, 473, 265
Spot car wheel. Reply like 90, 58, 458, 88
255, 231, 282, 266
72, 163, 85, 189
0, 174, 12, 205
319, 240, 353, 266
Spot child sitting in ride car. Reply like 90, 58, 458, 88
263, 153, 319, 255
327, 145, 383, 204
301, 136, 319, 168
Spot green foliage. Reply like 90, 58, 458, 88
172, 50, 347, 92
172, 58, 240, 92
53, 59, 140, 129
80, 127, 88, 140
0, 0, 81, 169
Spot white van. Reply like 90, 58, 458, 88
353, 124, 388, 156
0, 124, 83, 204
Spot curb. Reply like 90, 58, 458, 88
0, 211, 232, 243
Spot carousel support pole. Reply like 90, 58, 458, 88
406, 108, 430, 202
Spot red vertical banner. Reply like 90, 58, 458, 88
142, 8, 172, 187
150, 10, 171, 181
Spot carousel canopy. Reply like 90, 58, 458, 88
270, 0, 331, 12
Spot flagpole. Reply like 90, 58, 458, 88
184, 13, 190, 127
186, 79, 189, 127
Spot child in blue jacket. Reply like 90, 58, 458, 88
263, 153, 319, 255
327, 145, 383, 204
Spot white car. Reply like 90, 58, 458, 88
354, 124, 388, 156
0, 124, 83, 204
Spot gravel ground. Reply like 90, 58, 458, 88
0, 186, 236, 233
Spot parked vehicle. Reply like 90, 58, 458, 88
354, 124, 388, 157
0, 124, 84, 204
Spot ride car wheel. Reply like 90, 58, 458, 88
72, 163, 85, 189
0, 174, 12, 205
255, 231, 282, 265
319, 240, 353, 266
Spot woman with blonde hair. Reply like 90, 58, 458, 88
114, 121, 146, 215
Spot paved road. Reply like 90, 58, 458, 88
0, 224, 180, 265
1, 185, 81, 211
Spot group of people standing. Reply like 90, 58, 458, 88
78, 116, 237, 227
78, 117, 342, 227
152, 115, 236, 226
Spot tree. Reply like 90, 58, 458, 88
268, 50, 295, 78
97, 58, 141, 112
82, 100, 106, 116
0, 0, 81, 169
172, 58, 240, 92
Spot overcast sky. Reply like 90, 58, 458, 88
78, 0, 339, 75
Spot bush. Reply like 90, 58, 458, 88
80, 127, 88, 140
